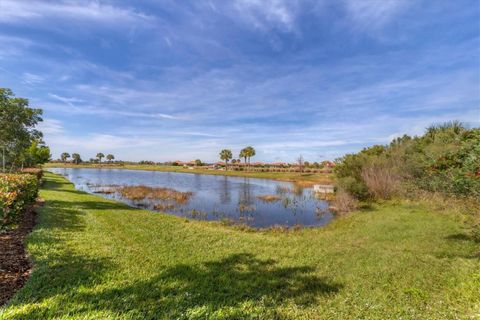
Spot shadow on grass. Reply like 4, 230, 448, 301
10, 252, 342, 319
79, 253, 341, 319
4, 183, 113, 316
445, 233, 480, 243
42, 175, 75, 190
47, 199, 139, 212
436, 233, 480, 260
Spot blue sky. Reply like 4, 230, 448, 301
0, 0, 479, 162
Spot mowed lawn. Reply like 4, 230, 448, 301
1, 173, 479, 319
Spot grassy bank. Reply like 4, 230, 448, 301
43, 163, 333, 185
1, 173, 479, 319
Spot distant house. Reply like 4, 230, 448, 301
209, 162, 225, 169
271, 162, 289, 167
321, 161, 336, 168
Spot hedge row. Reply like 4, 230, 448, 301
0, 173, 39, 226
20, 167, 44, 180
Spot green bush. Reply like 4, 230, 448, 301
335, 122, 480, 201
0, 173, 39, 226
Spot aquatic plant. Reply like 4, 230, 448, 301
275, 186, 291, 195
153, 203, 176, 211
256, 194, 281, 203
275, 185, 304, 196
238, 203, 256, 213
92, 187, 116, 194
117, 185, 193, 204
187, 209, 208, 219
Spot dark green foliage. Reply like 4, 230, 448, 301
24, 140, 51, 167
335, 122, 480, 200
72, 153, 82, 164
334, 145, 386, 199
60, 152, 70, 163
0, 88, 44, 170
96, 153, 105, 163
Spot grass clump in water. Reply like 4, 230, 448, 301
256, 194, 281, 203
117, 185, 193, 204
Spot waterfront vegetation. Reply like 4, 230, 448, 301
42, 162, 334, 185
335, 121, 480, 201
1, 87, 479, 318
0, 172, 479, 319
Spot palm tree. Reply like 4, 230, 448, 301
60, 152, 70, 164
72, 153, 82, 165
219, 149, 232, 170
239, 148, 248, 166
246, 146, 256, 167
96, 153, 105, 164
106, 154, 114, 163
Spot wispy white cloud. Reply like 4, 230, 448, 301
233, 0, 298, 32
343, 0, 410, 30
0, 0, 151, 25
37, 118, 64, 135
1, 0, 477, 162
49, 93, 85, 107
22, 72, 44, 84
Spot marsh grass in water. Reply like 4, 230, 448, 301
153, 203, 177, 211
256, 194, 281, 202
237, 203, 256, 213
187, 209, 208, 219
92, 188, 117, 194
275, 185, 304, 196
117, 185, 193, 204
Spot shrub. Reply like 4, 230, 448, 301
361, 163, 401, 200
336, 176, 369, 200
331, 189, 358, 215
20, 168, 43, 180
0, 173, 39, 226
335, 123, 480, 201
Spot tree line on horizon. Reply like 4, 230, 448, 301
59, 152, 115, 164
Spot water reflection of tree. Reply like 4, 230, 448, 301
219, 176, 231, 204
237, 178, 256, 224
238, 177, 254, 206
193, 173, 202, 190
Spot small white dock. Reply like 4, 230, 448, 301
313, 184, 335, 193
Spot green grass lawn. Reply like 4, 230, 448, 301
42, 163, 334, 185
1, 173, 479, 319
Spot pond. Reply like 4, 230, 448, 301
48, 168, 333, 228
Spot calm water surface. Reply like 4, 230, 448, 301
48, 168, 333, 228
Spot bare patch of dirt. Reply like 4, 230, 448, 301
0, 201, 41, 306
